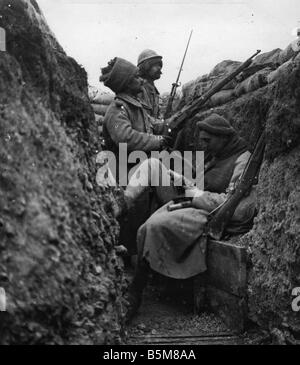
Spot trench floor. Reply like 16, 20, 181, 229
124, 272, 249, 345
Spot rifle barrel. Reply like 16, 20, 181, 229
164, 30, 193, 119
207, 131, 266, 240
175, 29, 193, 86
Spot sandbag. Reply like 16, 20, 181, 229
267, 60, 294, 84
252, 48, 281, 66
95, 113, 104, 124
211, 77, 237, 91
182, 79, 196, 96
278, 43, 298, 65
88, 85, 98, 101
294, 50, 300, 65
191, 76, 237, 101
91, 103, 109, 116
237, 63, 276, 83
192, 78, 213, 99
181, 79, 196, 104
209, 60, 241, 77
208, 89, 235, 107
194, 74, 209, 83
234, 69, 270, 97
93, 93, 114, 105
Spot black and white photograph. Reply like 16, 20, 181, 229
0, 0, 299, 349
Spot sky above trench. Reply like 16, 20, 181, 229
37, 0, 300, 94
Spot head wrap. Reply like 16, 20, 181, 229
100, 57, 138, 93
196, 113, 236, 136
197, 114, 249, 159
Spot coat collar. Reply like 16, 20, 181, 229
116, 93, 143, 108
143, 80, 160, 95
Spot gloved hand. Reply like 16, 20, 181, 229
159, 135, 174, 150
165, 111, 181, 129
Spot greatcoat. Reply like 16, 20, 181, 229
139, 80, 160, 119
103, 92, 167, 254
136, 142, 256, 279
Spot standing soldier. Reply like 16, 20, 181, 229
137, 49, 163, 118
99, 57, 170, 182
99, 57, 171, 255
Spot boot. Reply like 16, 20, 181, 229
125, 259, 150, 323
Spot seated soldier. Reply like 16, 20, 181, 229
123, 113, 257, 321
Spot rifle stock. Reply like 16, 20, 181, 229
164, 83, 178, 119
168, 50, 261, 135
207, 131, 266, 240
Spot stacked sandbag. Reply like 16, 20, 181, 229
207, 89, 235, 107
209, 60, 242, 78
179, 47, 298, 110
267, 59, 295, 84
191, 74, 213, 99
234, 68, 271, 97
88, 85, 98, 101
194, 60, 241, 98
90, 92, 114, 134
232, 49, 281, 83
278, 41, 300, 65
92, 103, 109, 116
181, 79, 196, 104
93, 93, 115, 106
181, 60, 241, 107
160, 91, 182, 116
251, 48, 282, 66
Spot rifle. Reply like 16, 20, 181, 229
168, 49, 261, 136
164, 30, 193, 119
207, 131, 266, 240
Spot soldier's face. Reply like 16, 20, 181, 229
148, 62, 162, 80
198, 130, 227, 156
127, 71, 144, 95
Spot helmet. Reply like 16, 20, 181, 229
137, 49, 162, 66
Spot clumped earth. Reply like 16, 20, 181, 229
0, 0, 299, 345
0, 0, 126, 344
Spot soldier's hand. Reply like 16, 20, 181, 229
165, 111, 180, 128
159, 135, 173, 150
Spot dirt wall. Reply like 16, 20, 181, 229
0, 0, 125, 344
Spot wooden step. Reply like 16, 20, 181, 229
207, 239, 247, 297
193, 239, 248, 333
128, 332, 242, 345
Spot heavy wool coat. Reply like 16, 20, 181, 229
103, 93, 165, 153
136, 149, 256, 279
139, 80, 160, 118
103, 92, 167, 254
103, 92, 167, 182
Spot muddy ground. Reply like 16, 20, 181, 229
124, 271, 270, 345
